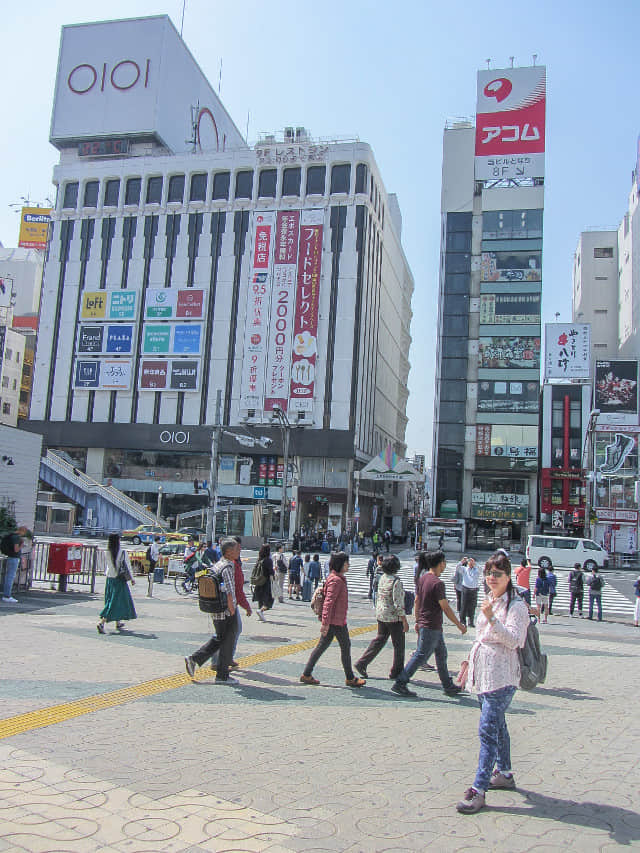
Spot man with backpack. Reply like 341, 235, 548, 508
587, 567, 605, 621
568, 563, 584, 617
275, 545, 288, 603
1, 526, 26, 603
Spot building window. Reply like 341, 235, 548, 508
594, 247, 613, 258
306, 165, 326, 195
482, 209, 543, 239
146, 176, 163, 204
125, 177, 141, 205
103, 179, 120, 207
570, 400, 581, 429
355, 163, 368, 194
258, 169, 277, 198
330, 164, 351, 194
234, 170, 254, 199
62, 182, 78, 209
212, 171, 230, 200
446, 231, 471, 252
12, 379, 17, 390
168, 175, 185, 203
15, 352, 20, 363
1, 377, 8, 388
83, 181, 99, 208
5, 349, 12, 360
282, 167, 301, 197
2, 403, 10, 415
189, 173, 207, 202
552, 400, 563, 429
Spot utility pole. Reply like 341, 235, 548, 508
206, 390, 222, 544
273, 406, 291, 541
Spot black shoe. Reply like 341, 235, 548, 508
444, 684, 463, 697
391, 682, 417, 698
185, 656, 196, 678
354, 662, 368, 679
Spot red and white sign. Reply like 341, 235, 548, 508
595, 509, 638, 523
140, 360, 168, 389
239, 212, 276, 410
264, 211, 300, 413
289, 210, 324, 413
475, 66, 546, 181
176, 290, 204, 318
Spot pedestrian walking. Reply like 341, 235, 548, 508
185, 537, 239, 683
634, 575, 640, 627
568, 563, 584, 617
456, 551, 529, 814
414, 550, 429, 589
275, 545, 288, 603
97, 533, 137, 633
308, 553, 321, 590
391, 549, 467, 698
288, 550, 303, 600
149, 536, 161, 575
1, 525, 27, 604
452, 557, 468, 613
384, 529, 391, 553
587, 566, 605, 621
211, 536, 251, 670
534, 567, 550, 623
514, 558, 531, 592
546, 564, 557, 614
460, 557, 480, 628
371, 553, 385, 605
302, 554, 313, 602
366, 551, 378, 599
355, 555, 408, 680
300, 551, 365, 688
252, 544, 275, 621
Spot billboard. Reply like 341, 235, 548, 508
77, 324, 135, 354
595, 360, 639, 425
18, 207, 51, 250
475, 65, 546, 181
545, 323, 591, 379
80, 290, 137, 321
141, 324, 202, 355
479, 293, 540, 325
477, 380, 539, 413
139, 359, 200, 391
74, 359, 132, 390
289, 210, 324, 413
144, 289, 205, 320
480, 250, 541, 282
478, 335, 540, 369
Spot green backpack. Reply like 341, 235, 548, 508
251, 559, 267, 587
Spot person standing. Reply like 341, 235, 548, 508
546, 564, 557, 615
185, 537, 238, 683
288, 550, 303, 600
355, 555, 408, 680
97, 534, 136, 633
252, 543, 275, 621
391, 549, 467, 698
1, 525, 27, 604
371, 553, 385, 606
452, 557, 468, 613
301, 554, 313, 602
384, 529, 391, 553
568, 563, 584, 617
534, 567, 550, 623
634, 575, 640, 627
587, 566, 605, 621
308, 553, 321, 590
300, 551, 365, 688
460, 557, 480, 628
456, 551, 529, 814
149, 536, 161, 576
366, 551, 378, 599
275, 545, 288, 603
514, 558, 531, 593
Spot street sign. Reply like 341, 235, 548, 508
253, 486, 266, 499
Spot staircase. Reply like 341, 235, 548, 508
40, 451, 158, 532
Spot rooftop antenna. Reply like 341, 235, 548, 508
218, 59, 222, 94
180, 0, 186, 37
485, 58, 491, 69
532, 53, 538, 66
554, 312, 561, 321
245, 110, 250, 143
186, 102, 199, 153
509, 56, 515, 68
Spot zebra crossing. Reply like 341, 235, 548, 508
342, 555, 636, 618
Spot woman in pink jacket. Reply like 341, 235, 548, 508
300, 551, 366, 688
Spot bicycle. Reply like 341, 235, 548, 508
174, 570, 197, 596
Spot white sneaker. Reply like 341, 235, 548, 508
2, 597, 18, 603
257, 610, 266, 622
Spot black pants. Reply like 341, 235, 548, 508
455, 588, 462, 612
191, 614, 237, 680
549, 592, 556, 614
304, 624, 355, 680
356, 620, 405, 678
460, 587, 478, 627
569, 590, 584, 615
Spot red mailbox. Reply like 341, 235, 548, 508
47, 543, 83, 575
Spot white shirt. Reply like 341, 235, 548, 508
150, 542, 161, 561
462, 563, 480, 589
105, 548, 131, 579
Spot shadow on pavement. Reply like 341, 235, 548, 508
530, 686, 603, 701
196, 680, 305, 703
0, 589, 97, 613
243, 634, 295, 643
490, 790, 640, 844
109, 629, 159, 640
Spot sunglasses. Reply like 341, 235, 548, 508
483, 569, 508, 579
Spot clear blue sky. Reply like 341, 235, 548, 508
2, 0, 638, 461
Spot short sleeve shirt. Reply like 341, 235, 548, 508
416, 572, 447, 631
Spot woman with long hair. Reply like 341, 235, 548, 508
300, 551, 365, 688
252, 543, 274, 622
456, 551, 529, 815
97, 533, 136, 634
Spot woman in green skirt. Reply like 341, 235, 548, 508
98, 533, 137, 633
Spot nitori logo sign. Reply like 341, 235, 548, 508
484, 78, 512, 102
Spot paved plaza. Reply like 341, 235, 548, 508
1, 555, 639, 852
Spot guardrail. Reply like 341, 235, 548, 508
26, 542, 103, 593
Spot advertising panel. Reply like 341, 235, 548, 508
478, 335, 540, 369
476, 425, 492, 456
140, 360, 168, 390
141, 324, 202, 355
77, 324, 135, 354
105, 325, 134, 354
480, 251, 541, 282
595, 360, 639, 425
18, 207, 51, 250
144, 289, 206, 320
77, 326, 104, 354
139, 359, 200, 391
545, 323, 591, 379
264, 210, 300, 413
176, 290, 204, 318
289, 209, 324, 413
479, 293, 540, 325
80, 290, 137, 321
239, 212, 276, 410
477, 380, 539, 413
475, 65, 546, 180
74, 359, 132, 390
170, 360, 199, 390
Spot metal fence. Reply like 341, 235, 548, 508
23, 542, 103, 593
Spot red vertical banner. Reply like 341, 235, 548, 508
289, 210, 323, 413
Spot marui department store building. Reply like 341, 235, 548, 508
26, 15, 414, 537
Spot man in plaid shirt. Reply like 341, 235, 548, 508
185, 538, 238, 683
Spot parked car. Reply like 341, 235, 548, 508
129, 542, 186, 574
526, 535, 609, 570
167, 527, 206, 542
121, 524, 167, 545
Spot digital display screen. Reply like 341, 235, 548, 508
78, 139, 130, 157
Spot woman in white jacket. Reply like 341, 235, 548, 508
97, 533, 136, 634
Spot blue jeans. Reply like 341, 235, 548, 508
396, 627, 454, 690
588, 594, 602, 620
474, 685, 517, 793
3, 557, 19, 597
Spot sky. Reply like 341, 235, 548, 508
1, 0, 639, 462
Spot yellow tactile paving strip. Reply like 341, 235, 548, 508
0, 623, 376, 741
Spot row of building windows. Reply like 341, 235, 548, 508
61, 163, 371, 211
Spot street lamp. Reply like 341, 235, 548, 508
272, 405, 291, 541
582, 409, 600, 539
156, 485, 163, 524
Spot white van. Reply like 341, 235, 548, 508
526, 535, 609, 571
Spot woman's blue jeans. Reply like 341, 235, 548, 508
474, 685, 517, 793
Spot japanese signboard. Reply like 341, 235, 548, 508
140, 360, 169, 390
255, 144, 329, 165
77, 326, 104, 354
170, 360, 199, 390
77, 324, 135, 354
475, 65, 546, 181
476, 425, 492, 456
479, 293, 540, 325
139, 359, 200, 391
144, 289, 205, 320
470, 490, 528, 521
289, 209, 324, 413
491, 444, 538, 459
480, 251, 541, 282
80, 290, 137, 321
478, 335, 540, 369
73, 359, 132, 390
264, 210, 300, 413
544, 323, 591, 379
18, 207, 52, 250
595, 360, 639, 425
141, 324, 202, 355
477, 380, 539, 413
239, 212, 276, 410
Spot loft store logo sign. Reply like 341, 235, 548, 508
67, 59, 152, 94
159, 430, 191, 446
